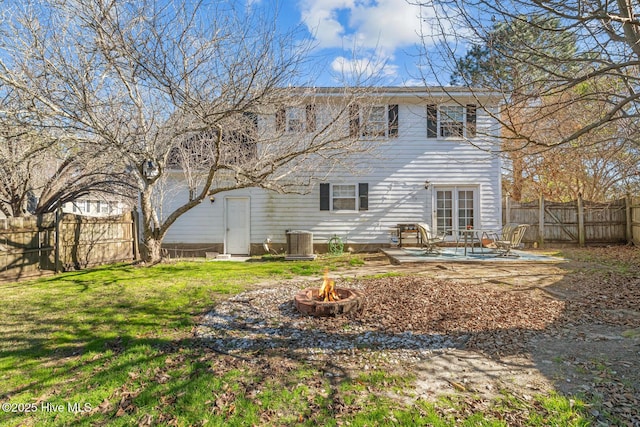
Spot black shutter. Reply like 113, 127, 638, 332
427, 104, 437, 138
349, 104, 360, 137
276, 108, 286, 132
358, 183, 369, 211
306, 104, 316, 132
388, 104, 398, 137
320, 183, 330, 211
466, 104, 476, 137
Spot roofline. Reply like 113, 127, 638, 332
280, 85, 503, 101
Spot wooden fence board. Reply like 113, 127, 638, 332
631, 197, 640, 245
0, 211, 135, 281
504, 197, 628, 246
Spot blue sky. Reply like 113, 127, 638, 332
252, 0, 455, 86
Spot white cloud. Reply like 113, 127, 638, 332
330, 55, 399, 82
298, 0, 450, 82
299, 0, 435, 54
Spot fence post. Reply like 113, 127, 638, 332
54, 207, 62, 273
538, 195, 545, 248
132, 208, 140, 261
577, 193, 585, 247
626, 193, 633, 244
505, 196, 511, 225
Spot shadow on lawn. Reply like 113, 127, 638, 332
2, 250, 639, 425
193, 255, 640, 425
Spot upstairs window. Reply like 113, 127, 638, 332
276, 105, 316, 133
427, 104, 477, 139
440, 106, 464, 137
349, 104, 399, 138
363, 106, 386, 137
167, 112, 258, 169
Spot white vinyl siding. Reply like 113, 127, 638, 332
163, 92, 501, 250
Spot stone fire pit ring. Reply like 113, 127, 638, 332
294, 287, 365, 316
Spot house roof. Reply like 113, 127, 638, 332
276, 86, 502, 105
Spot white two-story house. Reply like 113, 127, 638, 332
162, 86, 502, 256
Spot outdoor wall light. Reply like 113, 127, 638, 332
424, 180, 431, 189
209, 196, 215, 203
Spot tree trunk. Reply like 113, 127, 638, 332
139, 186, 166, 264
511, 153, 524, 202
143, 235, 164, 265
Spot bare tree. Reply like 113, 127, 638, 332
0, 91, 135, 217
415, 0, 640, 148
0, 0, 376, 262
413, 2, 640, 202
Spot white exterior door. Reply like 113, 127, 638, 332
434, 187, 477, 238
225, 197, 250, 255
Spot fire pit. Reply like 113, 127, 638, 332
294, 270, 365, 316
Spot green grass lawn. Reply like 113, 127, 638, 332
0, 256, 591, 426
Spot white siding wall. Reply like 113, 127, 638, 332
164, 95, 502, 250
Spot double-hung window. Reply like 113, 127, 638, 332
427, 104, 477, 139
319, 183, 369, 212
362, 106, 387, 137
286, 108, 304, 132
332, 185, 356, 210
276, 105, 317, 133
349, 104, 399, 138
440, 106, 464, 137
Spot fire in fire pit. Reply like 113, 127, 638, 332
294, 269, 364, 316
318, 269, 340, 302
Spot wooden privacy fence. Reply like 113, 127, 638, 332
504, 196, 635, 247
0, 211, 137, 282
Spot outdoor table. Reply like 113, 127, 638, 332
455, 228, 494, 256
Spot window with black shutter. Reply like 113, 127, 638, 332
306, 104, 316, 132
427, 104, 478, 138
349, 104, 360, 137
427, 104, 437, 138
466, 104, 476, 137
276, 108, 286, 132
388, 105, 398, 137
358, 183, 369, 211
319, 183, 330, 211
320, 183, 369, 211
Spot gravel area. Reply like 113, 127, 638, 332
195, 280, 461, 368
195, 274, 564, 370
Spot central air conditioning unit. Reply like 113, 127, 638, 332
285, 230, 316, 261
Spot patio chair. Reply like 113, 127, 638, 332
416, 223, 445, 254
495, 224, 529, 256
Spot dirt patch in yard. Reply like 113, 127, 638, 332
197, 248, 640, 424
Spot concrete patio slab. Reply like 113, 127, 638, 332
381, 247, 565, 264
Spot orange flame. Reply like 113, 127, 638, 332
318, 269, 340, 302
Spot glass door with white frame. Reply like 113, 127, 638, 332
434, 187, 477, 239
